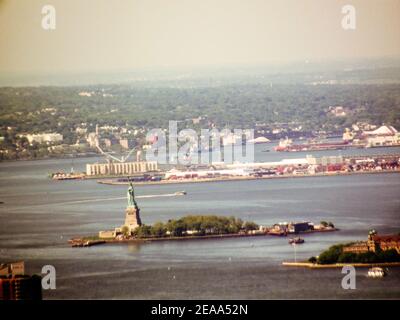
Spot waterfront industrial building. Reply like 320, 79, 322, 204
163, 153, 400, 181
343, 231, 400, 254
270, 221, 314, 235
86, 161, 158, 176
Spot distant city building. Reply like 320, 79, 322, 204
271, 222, 314, 234
86, 132, 99, 147
352, 122, 377, 132
366, 134, 400, 147
75, 127, 87, 135
22, 133, 63, 144
328, 106, 347, 117
119, 138, 134, 150
99, 125, 119, 131
192, 116, 202, 124
361, 125, 400, 147
86, 161, 158, 176
78, 91, 93, 97
103, 138, 112, 148
222, 133, 245, 146
40, 107, 56, 112
343, 128, 354, 141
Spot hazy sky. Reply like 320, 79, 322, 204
0, 0, 399, 73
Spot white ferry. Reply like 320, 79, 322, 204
367, 267, 386, 278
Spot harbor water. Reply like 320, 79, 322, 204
0, 145, 399, 299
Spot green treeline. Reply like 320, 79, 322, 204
2, 82, 400, 160
130, 215, 259, 239
1, 84, 399, 132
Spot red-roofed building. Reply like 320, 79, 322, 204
343, 231, 400, 254
372, 235, 400, 253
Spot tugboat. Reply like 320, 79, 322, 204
367, 267, 386, 278
288, 237, 305, 244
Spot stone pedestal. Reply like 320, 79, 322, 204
124, 206, 142, 233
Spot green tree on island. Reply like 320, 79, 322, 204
133, 225, 152, 238
151, 222, 167, 237
130, 215, 258, 239
317, 244, 345, 264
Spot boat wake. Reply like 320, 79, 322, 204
56, 192, 185, 205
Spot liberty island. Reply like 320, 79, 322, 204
67, 178, 338, 247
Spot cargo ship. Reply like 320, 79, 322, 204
275, 138, 351, 152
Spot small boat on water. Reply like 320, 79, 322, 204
50, 160, 86, 180
289, 237, 305, 244
70, 239, 105, 247
175, 191, 187, 195
367, 267, 386, 278
51, 172, 86, 180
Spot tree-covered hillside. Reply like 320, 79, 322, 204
1, 83, 399, 131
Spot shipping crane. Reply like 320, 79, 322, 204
95, 140, 137, 163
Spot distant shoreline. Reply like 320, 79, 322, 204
96, 169, 400, 186
0, 153, 99, 164
282, 261, 400, 268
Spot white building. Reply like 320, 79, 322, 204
248, 137, 270, 144
86, 132, 99, 147
75, 127, 88, 135
329, 106, 347, 117
23, 133, 63, 144
78, 91, 93, 97
366, 134, 400, 147
86, 161, 158, 176
363, 125, 398, 136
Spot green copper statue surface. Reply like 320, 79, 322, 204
127, 179, 138, 208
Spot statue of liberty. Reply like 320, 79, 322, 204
127, 178, 138, 209
124, 177, 142, 230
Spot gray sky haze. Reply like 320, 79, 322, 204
0, 0, 399, 74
